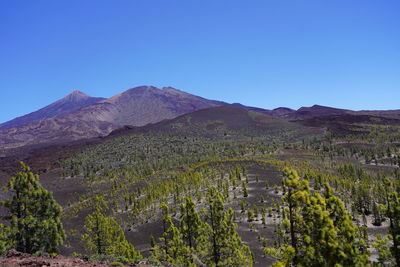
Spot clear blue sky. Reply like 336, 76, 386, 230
1, 0, 399, 123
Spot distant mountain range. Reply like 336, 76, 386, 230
0, 86, 225, 150
1, 85, 399, 151
0, 90, 105, 130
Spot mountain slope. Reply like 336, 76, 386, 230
111, 105, 323, 141
230, 104, 348, 120
0, 86, 226, 150
0, 90, 105, 130
284, 105, 348, 120
101, 86, 227, 126
279, 105, 400, 120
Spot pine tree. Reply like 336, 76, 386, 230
160, 202, 169, 255
280, 167, 308, 263
161, 216, 193, 265
180, 197, 204, 250
150, 234, 156, 248
152, 202, 195, 266
266, 167, 369, 266
205, 186, 253, 266
219, 209, 253, 267
242, 181, 248, 197
82, 195, 142, 263
247, 208, 255, 222
372, 234, 392, 265
0, 224, 13, 255
372, 201, 383, 226
1, 162, 66, 254
323, 184, 370, 266
382, 178, 400, 266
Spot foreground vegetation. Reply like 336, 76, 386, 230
2, 117, 400, 266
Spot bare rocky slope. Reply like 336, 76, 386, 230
0, 90, 105, 130
0, 86, 226, 150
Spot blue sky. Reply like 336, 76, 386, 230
1, 0, 399, 123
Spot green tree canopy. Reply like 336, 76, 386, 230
266, 167, 369, 267
1, 162, 66, 254
82, 195, 142, 263
205, 186, 253, 267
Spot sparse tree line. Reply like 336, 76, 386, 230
301, 124, 400, 168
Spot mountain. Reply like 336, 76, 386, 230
230, 103, 272, 114
0, 86, 226, 150
353, 109, 400, 119
2, 84, 398, 152
0, 105, 322, 176
231, 103, 298, 118
283, 105, 348, 120
110, 105, 323, 140
257, 107, 296, 118
230, 104, 348, 120
0, 90, 105, 130
279, 105, 400, 120
98, 86, 227, 126
295, 113, 400, 136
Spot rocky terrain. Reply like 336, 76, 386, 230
0, 90, 105, 130
0, 250, 129, 267
0, 86, 226, 150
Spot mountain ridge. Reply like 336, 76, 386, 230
0, 86, 227, 150
108, 105, 324, 141
0, 90, 105, 130
1, 85, 400, 151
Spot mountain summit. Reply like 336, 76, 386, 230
0, 90, 105, 130
63, 90, 92, 100
102, 85, 226, 126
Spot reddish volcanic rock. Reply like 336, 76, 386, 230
0, 90, 105, 130
0, 250, 148, 267
0, 86, 225, 150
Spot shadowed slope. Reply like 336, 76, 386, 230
111, 105, 323, 141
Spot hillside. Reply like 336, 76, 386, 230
110, 105, 323, 141
102, 86, 226, 126
1, 102, 400, 266
0, 86, 226, 150
296, 113, 400, 135
2, 85, 399, 152
275, 104, 400, 121
0, 90, 105, 130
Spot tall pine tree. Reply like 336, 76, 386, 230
266, 167, 369, 266
1, 162, 66, 254
180, 197, 204, 250
205, 186, 253, 267
82, 195, 142, 263
382, 178, 400, 266
152, 215, 193, 266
